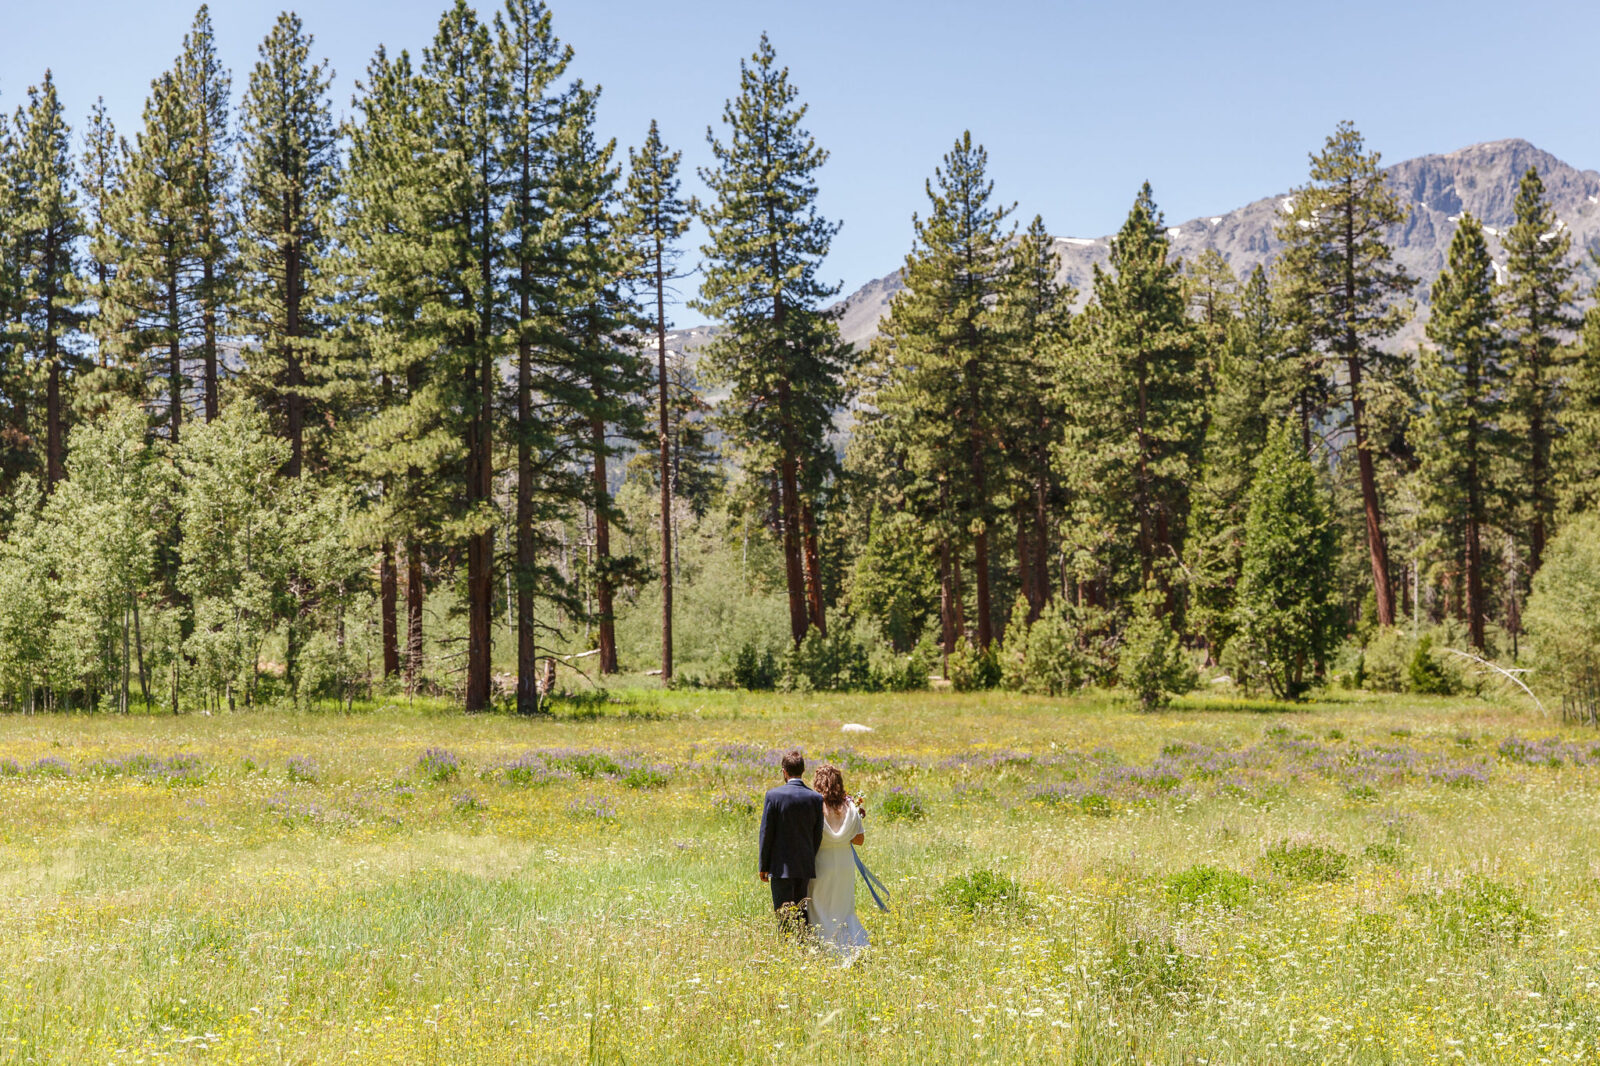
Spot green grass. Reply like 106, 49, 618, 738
4, 687, 1600, 1062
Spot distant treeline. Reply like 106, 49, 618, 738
0, 3, 1596, 713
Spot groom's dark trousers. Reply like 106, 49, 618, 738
759, 779, 824, 915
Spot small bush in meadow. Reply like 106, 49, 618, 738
712, 791, 756, 817
1263, 839, 1349, 882
1406, 876, 1544, 948
1363, 840, 1405, 865
30, 756, 72, 778
452, 792, 483, 814
567, 795, 618, 823
554, 751, 621, 778
621, 763, 670, 789
878, 786, 925, 822
726, 640, 779, 690
937, 869, 1023, 915
1165, 865, 1251, 909
1104, 933, 1197, 1001
415, 747, 460, 783
499, 753, 569, 787
948, 637, 1000, 691
286, 757, 319, 784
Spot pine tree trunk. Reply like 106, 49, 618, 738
1016, 518, 1032, 624
656, 242, 673, 686
1465, 517, 1485, 651
778, 454, 808, 645
939, 534, 956, 672
168, 267, 183, 446
465, 347, 493, 710
516, 268, 539, 714
1136, 357, 1154, 587
44, 250, 64, 485
801, 499, 826, 636
591, 408, 617, 674
1529, 388, 1549, 575
285, 234, 304, 477
1350, 357, 1396, 626
405, 542, 424, 696
1032, 470, 1050, 621
203, 260, 218, 423
967, 371, 993, 649
380, 540, 399, 677
46, 358, 63, 485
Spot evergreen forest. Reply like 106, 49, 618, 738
2, 1, 1599, 716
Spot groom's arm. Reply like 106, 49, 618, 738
757, 794, 774, 881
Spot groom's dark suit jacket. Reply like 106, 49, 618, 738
758, 779, 824, 880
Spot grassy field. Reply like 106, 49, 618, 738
4, 686, 1600, 1064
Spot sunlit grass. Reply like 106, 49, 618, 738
4, 687, 1600, 1062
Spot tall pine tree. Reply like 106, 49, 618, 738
177, 5, 235, 424
10, 71, 85, 486
103, 66, 198, 447
1499, 166, 1581, 579
1274, 121, 1413, 627
1001, 214, 1072, 624
693, 34, 851, 645
1057, 183, 1202, 615
624, 119, 694, 683
237, 11, 340, 478
548, 86, 649, 675
1417, 214, 1504, 650
872, 132, 1015, 650
497, 0, 572, 711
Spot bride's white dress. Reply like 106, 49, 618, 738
807, 804, 868, 951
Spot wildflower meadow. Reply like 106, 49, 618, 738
5, 688, 1600, 1063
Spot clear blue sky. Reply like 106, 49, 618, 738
4, 0, 1597, 321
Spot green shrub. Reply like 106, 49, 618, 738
1361, 627, 1412, 693
879, 787, 926, 822
1408, 634, 1457, 695
1000, 596, 1084, 696
949, 637, 1000, 691
1405, 876, 1544, 948
937, 869, 1023, 914
1262, 839, 1349, 882
621, 765, 669, 789
1363, 840, 1405, 865
1526, 512, 1600, 712
1164, 865, 1252, 909
1118, 584, 1195, 710
1104, 933, 1197, 1000
727, 640, 779, 690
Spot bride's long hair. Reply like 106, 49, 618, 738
813, 764, 847, 809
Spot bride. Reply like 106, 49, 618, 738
807, 764, 869, 952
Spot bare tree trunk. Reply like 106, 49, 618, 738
203, 259, 218, 423
1032, 471, 1051, 620
1350, 357, 1395, 626
466, 383, 493, 710
939, 535, 956, 675
778, 455, 808, 645
45, 251, 64, 485
800, 499, 826, 636
516, 269, 539, 714
380, 540, 399, 677
405, 542, 424, 696
591, 408, 617, 674
656, 249, 674, 685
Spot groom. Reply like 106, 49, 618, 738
757, 749, 823, 929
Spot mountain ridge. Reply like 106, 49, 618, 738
669, 138, 1600, 357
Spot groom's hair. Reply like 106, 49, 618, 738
781, 749, 805, 778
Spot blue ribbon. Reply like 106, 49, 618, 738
853, 846, 890, 912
